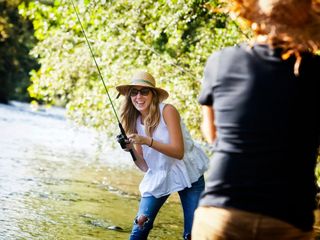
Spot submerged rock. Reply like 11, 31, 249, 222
107, 225, 124, 231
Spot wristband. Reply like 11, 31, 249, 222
149, 138, 153, 147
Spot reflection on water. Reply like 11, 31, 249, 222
0, 102, 183, 239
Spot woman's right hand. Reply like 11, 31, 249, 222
123, 138, 134, 152
116, 133, 134, 151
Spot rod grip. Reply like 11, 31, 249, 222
119, 123, 136, 161
129, 150, 136, 161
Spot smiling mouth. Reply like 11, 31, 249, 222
135, 101, 145, 105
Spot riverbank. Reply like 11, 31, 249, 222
0, 101, 184, 239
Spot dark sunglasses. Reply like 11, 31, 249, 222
129, 88, 151, 97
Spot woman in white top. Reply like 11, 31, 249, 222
116, 71, 208, 240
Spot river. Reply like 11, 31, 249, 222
0, 102, 184, 240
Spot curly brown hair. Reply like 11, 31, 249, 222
215, 0, 320, 75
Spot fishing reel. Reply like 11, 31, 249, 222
116, 133, 128, 149
116, 132, 136, 161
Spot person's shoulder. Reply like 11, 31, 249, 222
163, 103, 178, 113
313, 54, 320, 66
224, 43, 249, 55
300, 52, 320, 73
207, 43, 245, 60
163, 104, 181, 118
298, 51, 320, 63
162, 104, 181, 125
308, 52, 320, 61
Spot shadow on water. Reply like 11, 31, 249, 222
0, 102, 184, 240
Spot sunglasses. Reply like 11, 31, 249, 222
129, 88, 151, 97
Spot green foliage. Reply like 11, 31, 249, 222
316, 154, 320, 185
0, 0, 39, 103
20, 0, 245, 139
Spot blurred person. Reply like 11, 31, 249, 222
192, 0, 320, 239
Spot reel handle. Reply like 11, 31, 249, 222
119, 123, 136, 161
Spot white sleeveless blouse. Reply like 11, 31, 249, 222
136, 103, 208, 198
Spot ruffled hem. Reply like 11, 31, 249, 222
139, 164, 191, 198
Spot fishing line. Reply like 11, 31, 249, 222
69, 0, 246, 160
70, 0, 118, 122
79, 1, 248, 90
83, 1, 197, 80
70, 0, 136, 161
71, 1, 248, 102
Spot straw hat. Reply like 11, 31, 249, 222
228, 0, 320, 52
116, 71, 169, 102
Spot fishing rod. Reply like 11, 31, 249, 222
70, 0, 136, 161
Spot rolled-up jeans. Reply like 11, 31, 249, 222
192, 206, 315, 240
130, 175, 205, 240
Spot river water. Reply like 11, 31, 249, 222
0, 102, 184, 240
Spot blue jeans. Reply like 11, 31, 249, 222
130, 175, 205, 240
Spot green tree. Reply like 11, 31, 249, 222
0, 0, 38, 103
20, 0, 247, 139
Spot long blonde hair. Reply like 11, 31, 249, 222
120, 89, 161, 137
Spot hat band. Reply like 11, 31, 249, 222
131, 79, 155, 87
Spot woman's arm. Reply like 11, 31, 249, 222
158, 104, 184, 159
128, 104, 184, 160
201, 105, 216, 144
131, 144, 149, 172
124, 140, 149, 172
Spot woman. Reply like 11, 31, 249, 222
116, 71, 208, 240
193, 0, 320, 239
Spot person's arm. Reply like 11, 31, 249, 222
123, 140, 149, 172
198, 52, 220, 144
128, 104, 184, 160
201, 105, 216, 144
131, 144, 149, 172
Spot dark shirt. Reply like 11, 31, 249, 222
198, 43, 320, 231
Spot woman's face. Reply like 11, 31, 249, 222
129, 87, 153, 114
